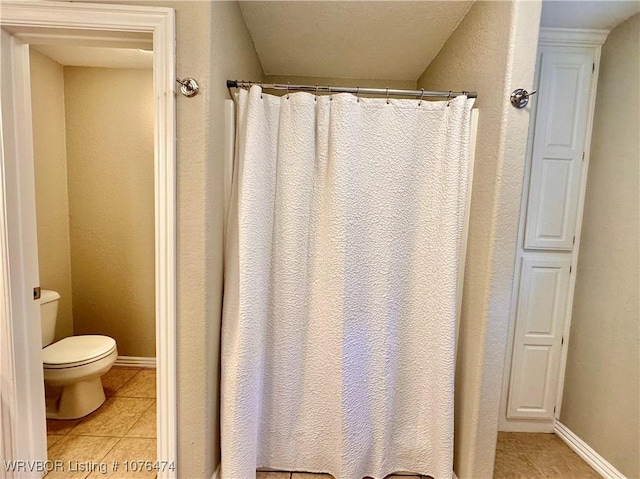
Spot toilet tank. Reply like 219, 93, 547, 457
38, 290, 60, 347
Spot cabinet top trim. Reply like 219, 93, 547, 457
539, 28, 609, 46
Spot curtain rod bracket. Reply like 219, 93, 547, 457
510, 88, 537, 108
177, 77, 199, 97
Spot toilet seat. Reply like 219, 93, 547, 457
43, 335, 117, 369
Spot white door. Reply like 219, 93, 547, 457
524, 49, 594, 250
507, 256, 571, 419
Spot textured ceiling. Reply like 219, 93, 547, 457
32, 45, 153, 69
238, 1, 474, 81
541, 1, 640, 29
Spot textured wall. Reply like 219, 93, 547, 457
417, 1, 541, 477
64, 67, 155, 358
561, 13, 640, 478
29, 48, 74, 341
167, 3, 219, 473
238, 1, 473, 80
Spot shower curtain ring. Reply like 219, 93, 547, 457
447, 90, 452, 107
386, 88, 390, 104
286, 82, 290, 99
329, 85, 332, 101
314, 84, 318, 102
419, 88, 425, 106
356, 86, 360, 103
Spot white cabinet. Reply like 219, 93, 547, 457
507, 48, 595, 422
500, 29, 607, 431
507, 256, 571, 420
524, 49, 595, 250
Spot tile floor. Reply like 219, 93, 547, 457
46, 367, 157, 478
257, 433, 600, 479
47, 378, 598, 479
494, 432, 601, 478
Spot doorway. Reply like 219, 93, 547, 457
0, 2, 176, 477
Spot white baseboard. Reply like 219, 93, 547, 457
114, 356, 156, 369
554, 421, 627, 479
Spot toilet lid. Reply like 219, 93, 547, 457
43, 335, 116, 367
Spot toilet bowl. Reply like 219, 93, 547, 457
39, 290, 118, 419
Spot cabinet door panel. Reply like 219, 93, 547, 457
507, 256, 570, 419
524, 50, 594, 250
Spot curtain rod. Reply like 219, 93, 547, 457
227, 80, 477, 99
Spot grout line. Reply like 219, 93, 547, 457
66, 412, 90, 435
121, 406, 154, 439
122, 399, 156, 439
94, 436, 124, 475
57, 433, 124, 438
524, 452, 550, 478
111, 368, 143, 395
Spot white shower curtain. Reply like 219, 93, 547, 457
221, 86, 474, 479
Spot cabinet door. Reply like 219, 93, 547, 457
524, 49, 594, 250
507, 256, 570, 420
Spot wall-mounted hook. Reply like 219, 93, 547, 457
176, 77, 199, 97
510, 88, 537, 108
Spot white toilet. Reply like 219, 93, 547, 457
39, 289, 118, 419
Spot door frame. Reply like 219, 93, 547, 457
0, 1, 176, 476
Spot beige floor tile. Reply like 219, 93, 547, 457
46, 435, 118, 479
69, 397, 154, 437
540, 435, 573, 454
494, 433, 600, 479
496, 432, 520, 451
493, 451, 542, 479
126, 401, 156, 438
527, 451, 601, 479
257, 472, 291, 479
102, 367, 141, 397
47, 435, 62, 449
86, 437, 157, 478
114, 369, 156, 398
513, 433, 567, 453
47, 418, 82, 435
